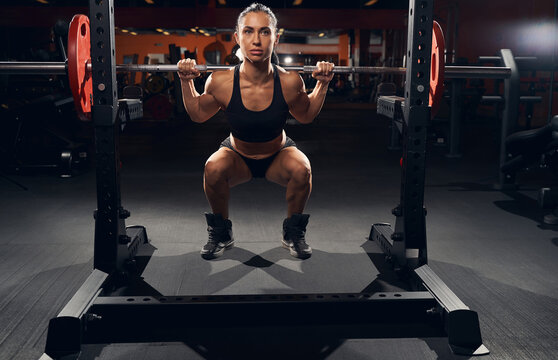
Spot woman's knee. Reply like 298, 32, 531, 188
204, 158, 230, 185
290, 163, 312, 185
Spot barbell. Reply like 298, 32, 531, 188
0, 62, 409, 75
0, 62, 511, 78
0, 14, 511, 121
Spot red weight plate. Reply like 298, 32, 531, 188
429, 20, 445, 119
68, 14, 92, 121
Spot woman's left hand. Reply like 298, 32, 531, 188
312, 61, 335, 83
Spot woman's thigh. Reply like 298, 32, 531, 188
205, 147, 252, 187
265, 147, 311, 187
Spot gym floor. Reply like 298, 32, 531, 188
0, 103, 557, 360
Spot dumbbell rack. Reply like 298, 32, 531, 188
39, 0, 489, 359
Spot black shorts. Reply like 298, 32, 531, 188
220, 136, 297, 178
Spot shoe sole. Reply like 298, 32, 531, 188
201, 241, 235, 260
281, 239, 311, 259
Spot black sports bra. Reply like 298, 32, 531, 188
225, 64, 290, 143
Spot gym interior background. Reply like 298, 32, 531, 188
0, 0, 557, 359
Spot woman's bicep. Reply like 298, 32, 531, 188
288, 76, 311, 120
199, 75, 223, 117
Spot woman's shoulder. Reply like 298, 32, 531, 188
210, 66, 235, 82
275, 65, 303, 89
275, 65, 299, 78
206, 67, 235, 91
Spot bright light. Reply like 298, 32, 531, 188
318, 33, 325, 37
292, 0, 303, 5
217, 0, 226, 4
364, 0, 379, 5
155, 28, 164, 32
130, 32, 138, 35
198, 29, 206, 34
163, 31, 170, 35
121, 29, 129, 33
284, 56, 293, 64
145, 0, 154, 4
204, 33, 210, 37
515, 20, 558, 56
190, 28, 197, 32
36, 0, 49, 3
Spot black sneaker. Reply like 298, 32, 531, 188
282, 214, 312, 259
201, 213, 234, 260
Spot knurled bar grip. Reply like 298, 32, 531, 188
125, 64, 407, 74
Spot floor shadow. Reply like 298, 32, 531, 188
242, 254, 275, 268
360, 240, 414, 292
422, 338, 473, 360
181, 331, 345, 360
428, 181, 558, 230
162, 241, 416, 297
495, 190, 558, 230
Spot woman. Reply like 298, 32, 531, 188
177, 3, 334, 260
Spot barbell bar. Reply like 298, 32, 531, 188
0, 61, 511, 79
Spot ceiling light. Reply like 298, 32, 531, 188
163, 31, 170, 35
318, 32, 325, 37
204, 33, 210, 37
292, 0, 303, 5
198, 29, 206, 33
155, 28, 164, 32
36, 0, 49, 3
130, 32, 138, 35
145, 0, 154, 4
121, 29, 129, 33
217, 0, 226, 4
190, 28, 197, 32
364, 0, 379, 6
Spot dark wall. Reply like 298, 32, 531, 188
436, 0, 556, 62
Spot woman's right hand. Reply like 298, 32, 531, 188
177, 58, 200, 81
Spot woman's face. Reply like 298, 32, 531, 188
235, 11, 278, 64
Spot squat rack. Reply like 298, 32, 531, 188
40, 0, 489, 358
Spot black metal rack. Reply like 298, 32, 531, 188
40, 1, 489, 359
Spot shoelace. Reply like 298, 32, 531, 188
207, 226, 228, 244
286, 228, 306, 243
